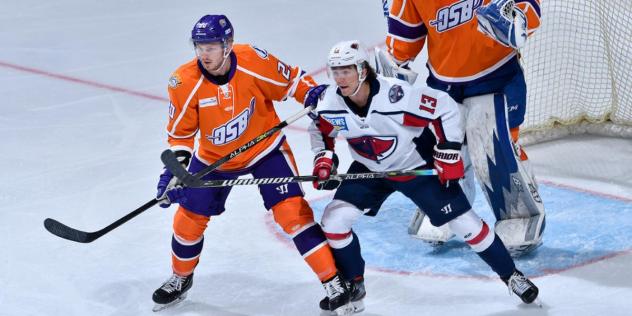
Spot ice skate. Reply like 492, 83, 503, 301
152, 273, 193, 312
321, 273, 354, 315
502, 270, 540, 305
320, 276, 365, 314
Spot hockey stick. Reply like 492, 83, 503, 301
161, 106, 314, 187
44, 200, 157, 244
44, 106, 314, 243
184, 169, 437, 188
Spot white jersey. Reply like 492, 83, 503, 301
309, 76, 463, 172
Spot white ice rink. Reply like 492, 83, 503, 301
2, 1, 631, 315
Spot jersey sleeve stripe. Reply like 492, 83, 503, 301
387, 33, 426, 43
167, 128, 198, 139
431, 117, 446, 142
169, 144, 194, 153
403, 113, 431, 127
169, 75, 204, 136
237, 65, 288, 87
388, 17, 428, 40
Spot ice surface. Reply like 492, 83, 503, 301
1, 1, 631, 315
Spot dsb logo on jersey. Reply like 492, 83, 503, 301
429, 0, 483, 33
207, 98, 255, 145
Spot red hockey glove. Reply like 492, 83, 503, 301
312, 150, 341, 190
433, 142, 464, 187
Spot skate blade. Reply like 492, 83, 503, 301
351, 299, 364, 313
152, 293, 187, 312
333, 302, 355, 316
533, 297, 543, 308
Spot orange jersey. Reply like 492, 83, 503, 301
165, 44, 316, 170
386, 0, 541, 83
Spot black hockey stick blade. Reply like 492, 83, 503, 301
44, 218, 93, 243
44, 199, 159, 243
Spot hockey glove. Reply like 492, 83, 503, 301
156, 150, 191, 208
305, 84, 328, 120
374, 47, 418, 84
476, 0, 528, 49
433, 142, 464, 187
312, 150, 341, 190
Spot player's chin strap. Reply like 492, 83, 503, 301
349, 65, 367, 97
211, 43, 233, 72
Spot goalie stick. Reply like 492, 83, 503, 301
172, 169, 438, 188
43, 106, 314, 243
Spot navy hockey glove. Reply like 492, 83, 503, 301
156, 150, 191, 208
305, 84, 328, 108
433, 142, 464, 187
312, 150, 341, 190
476, 0, 528, 49
305, 85, 328, 120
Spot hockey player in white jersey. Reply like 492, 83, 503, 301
309, 40, 539, 313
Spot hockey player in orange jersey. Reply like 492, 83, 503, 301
152, 15, 352, 315
377, 0, 546, 257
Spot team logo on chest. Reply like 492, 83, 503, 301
429, 0, 483, 33
207, 98, 255, 145
348, 136, 398, 163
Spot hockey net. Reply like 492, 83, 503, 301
519, 0, 632, 144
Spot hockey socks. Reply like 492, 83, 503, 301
330, 231, 365, 282
474, 233, 516, 278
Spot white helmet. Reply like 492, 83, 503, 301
328, 40, 369, 70
328, 40, 370, 96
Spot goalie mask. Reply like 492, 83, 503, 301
327, 40, 369, 96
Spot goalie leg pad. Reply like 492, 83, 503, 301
408, 208, 455, 246
460, 143, 477, 205
463, 93, 545, 221
495, 214, 545, 257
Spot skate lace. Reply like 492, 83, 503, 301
161, 274, 186, 293
324, 277, 345, 299
507, 273, 531, 296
